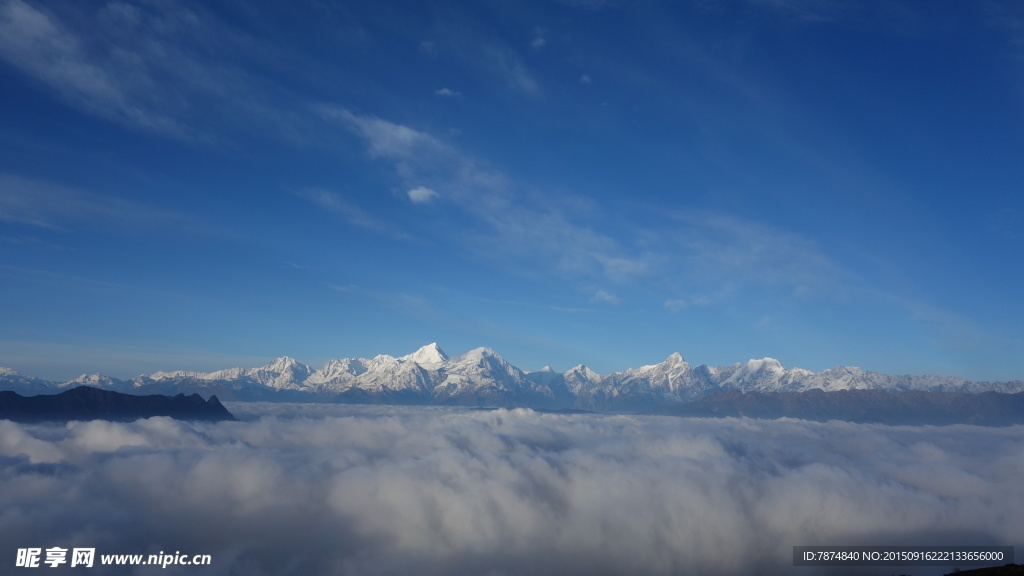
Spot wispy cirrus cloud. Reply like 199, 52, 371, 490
590, 290, 621, 305
987, 2, 1024, 51
320, 104, 859, 308
0, 173, 208, 235
551, 0, 625, 10
530, 27, 547, 49
422, 10, 541, 98
484, 43, 541, 95
318, 107, 454, 163
321, 108, 648, 283
744, 0, 853, 22
660, 209, 853, 295
664, 295, 711, 313
319, 105, 875, 322
298, 187, 410, 240
0, 0, 185, 136
0, 0, 301, 142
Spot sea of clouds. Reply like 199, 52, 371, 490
1, 404, 1021, 575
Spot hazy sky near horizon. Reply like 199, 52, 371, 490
2, 405, 1021, 575
1, 0, 1023, 381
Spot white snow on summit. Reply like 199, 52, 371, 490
401, 343, 449, 367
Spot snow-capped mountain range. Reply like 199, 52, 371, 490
2, 344, 1022, 410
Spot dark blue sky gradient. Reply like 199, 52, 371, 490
1, 0, 1022, 381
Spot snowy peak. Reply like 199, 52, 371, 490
460, 346, 497, 359
264, 356, 302, 373
568, 363, 592, 373
150, 369, 212, 381
315, 358, 368, 379
146, 357, 312, 390
66, 373, 117, 386
743, 357, 785, 377
431, 346, 532, 403
525, 366, 559, 385
586, 351, 709, 405
561, 364, 603, 396
448, 347, 514, 373
750, 357, 783, 369
660, 352, 691, 372
717, 358, 784, 386
566, 364, 601, 381
250, 356, 311, 390
402, 343, 449, 367
633, 352, 690, 375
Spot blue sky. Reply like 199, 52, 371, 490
1, 0, 1022, 382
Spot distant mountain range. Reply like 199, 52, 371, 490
2, 344, 1022, 412
658, 388, 1024, 426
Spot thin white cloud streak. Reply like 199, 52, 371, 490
551, 0, 625, 11
0, 173, 211, 235
987, 3, 1024, 53
325, 284, 448, 328
660, 209, 854, 295
1, 405, 1020, 576
550, 306, 595, 313
664, 295, 710, 312
591, 290, 621, 305
744, 0, 853, 22
298, 187, 410, 240
485, 44, 541, 95
531, 28, 547, 49
319, 108, 454, 163
425, 13, 541, 97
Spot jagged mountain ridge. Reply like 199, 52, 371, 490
0, 386, 235, 423
2, 343, 1022, 409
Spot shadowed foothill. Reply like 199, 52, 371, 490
0, 386, 235, 423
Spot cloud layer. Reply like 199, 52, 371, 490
2, 406, 1021, 575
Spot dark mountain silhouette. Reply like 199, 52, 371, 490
0, 386, 235, 423
653, 388, 1024, 426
